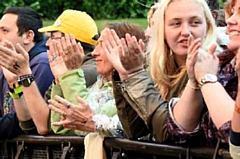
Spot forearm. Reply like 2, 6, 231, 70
173, 81, 203, 131
113, 71, 150, 139
13, 96, 31, 121
201, 82, 234, 129
232, 84, 240, 132
22, 82, 50, 135
122, 71, 169, 142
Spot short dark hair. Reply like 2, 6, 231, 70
4, 7, 43, 43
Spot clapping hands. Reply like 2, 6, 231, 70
101, 28, 145, 80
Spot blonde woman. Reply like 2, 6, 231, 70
103, 0, 226, 146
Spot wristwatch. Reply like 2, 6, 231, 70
17, 74, 35, 87
198, 73, 218, 88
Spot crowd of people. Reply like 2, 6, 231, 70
0, 0, 240, 158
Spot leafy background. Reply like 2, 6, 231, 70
0, 0, 226, 20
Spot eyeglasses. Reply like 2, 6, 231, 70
50, 32, 65, 40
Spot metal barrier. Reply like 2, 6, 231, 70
0, 135, 232, 159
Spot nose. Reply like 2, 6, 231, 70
181, 24, 191, 37
91, 45, 100, 57
145, 26, 152, 40
46, 38, 51, 47
226, 13, 237, 35
0, 32, 3, 43
226, 13, 237, 26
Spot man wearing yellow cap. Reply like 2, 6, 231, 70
39, 10, 101, 135
39, 9, 99, 87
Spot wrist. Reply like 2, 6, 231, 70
8, 85, 23, 99
128, 69, 145, 78
18, 74, 35, 87
120, 69, 145, 81
198, 73, 218, 89
187, 80, 200, 90
119, 73, 129, 81
18, 68, 32, 76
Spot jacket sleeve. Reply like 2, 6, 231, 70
50, 69, 88, 136
59, 69, 88, 104
112, 70, 149, 139
113, 70, 169, 142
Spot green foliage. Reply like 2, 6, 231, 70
219, 0, 227, 8
0, 0, 155, 20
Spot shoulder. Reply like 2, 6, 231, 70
30, 52, 49, 65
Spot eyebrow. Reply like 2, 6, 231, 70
0, 26, 10, 30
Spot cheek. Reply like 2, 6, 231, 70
193, 27, 207, 41
105, 60, 114, 71
164, 31, 175, 48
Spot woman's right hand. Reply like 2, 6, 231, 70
186, 35, 201, 87
102, 28, 145, 80
101, 28, 129, 79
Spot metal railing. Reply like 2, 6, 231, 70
0, 135, 232, 159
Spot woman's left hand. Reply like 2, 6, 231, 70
194, 44, 218, 82
48, 95, 95, 132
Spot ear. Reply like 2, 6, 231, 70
22, 30, 35, 44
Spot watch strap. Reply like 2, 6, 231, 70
18, 74, 35, 87
198, 76, 217, 88
8, 85, 23, 99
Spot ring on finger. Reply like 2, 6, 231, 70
82, 117, 87, 123
63, 50, 69, 54
51, 55, 57, 62
61, 111, 67, 117
66, 103, 71, 108
13, 62, 20, 70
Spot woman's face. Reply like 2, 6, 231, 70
145, 17, 154, 40
164, 0, 207, 59
91, 33, 114, 78
227, 0, 240, 51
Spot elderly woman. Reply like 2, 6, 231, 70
48, 22, 146, 136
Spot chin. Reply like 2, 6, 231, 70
227, 42, 240, 52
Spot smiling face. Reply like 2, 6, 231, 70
164, 0, 207, 60
226, 0, 240, 51
91, 36, 114, 79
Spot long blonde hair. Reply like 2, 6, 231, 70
148, 0, 217, 101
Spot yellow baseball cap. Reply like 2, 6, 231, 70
38, 10, 98, 45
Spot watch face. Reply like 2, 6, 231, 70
205, 74, 217, 82
22, 78, 31, 87
18, 75, 34, 87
